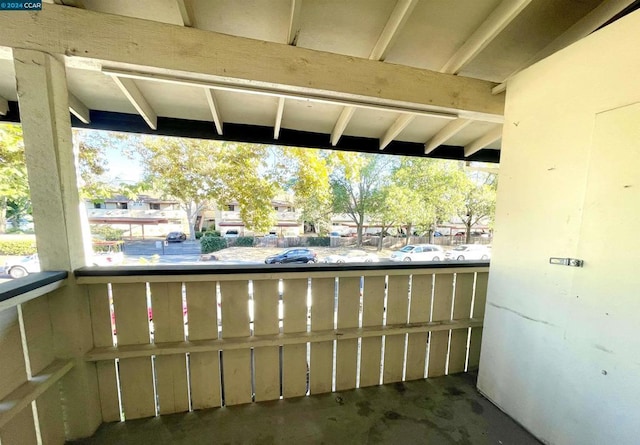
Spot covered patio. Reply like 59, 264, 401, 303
1, 1, 639, 444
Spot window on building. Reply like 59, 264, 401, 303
116, 202, 128, 209
226, 205, 235, 211
149, 203, 161, 210
93, 202, 103, 209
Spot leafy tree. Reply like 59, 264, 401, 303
457, 170, 497, 243
331, 153, 394, 246
279, 147, 333, 235
0, 124, 29, 233
392, 158, 464, 243
135, 137, 277, 238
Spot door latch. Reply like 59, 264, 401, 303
549, 257, 584, 267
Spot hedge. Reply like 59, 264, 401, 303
201, 236, 228, 254
307, 237, 330, 247
233, 236, 255, 247
0, 239, 37, 255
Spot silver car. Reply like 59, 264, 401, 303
445, 244, 491, 261
390, 244, 444, 262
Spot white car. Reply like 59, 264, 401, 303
390, 244, 444, 262
445, 244, 491, 261
323, 249, 379, 263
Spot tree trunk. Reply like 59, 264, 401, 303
405, 223, 412, 246
465, 219, 472, 244
0, 197, 7, 233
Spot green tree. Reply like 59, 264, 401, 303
135, 137, 277, 238
392, 158, 464, 243
457, 170, 497, 243
0, 124, 29, 233
331, 153, 394, 246
279, 147, 334, 235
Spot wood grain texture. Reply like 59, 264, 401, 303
252, 280, 280, 402
112, 283, 155, 419
150, 283, 189, 414
219, 281, 251, 406
309, 278, 334, 394
473, 272, 489, 319
448, 273, 475, 374
20, 296, 54, 376
405, 274, 433, 381
35, 384, 65, 445
467, 327, 483, 370
383, 275, 410, 383
428, 274, 455, 378
335, 277, 360, 391
0, 308, 28, 401
282, 279, 309, 398
184, 282, 220, 410
0, 405, 37, 445
359, 276, 385, 387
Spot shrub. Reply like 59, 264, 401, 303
233, 236, 255, 247
307, 237, 330, 247
0, 239, 37, 255
91, 225, 125, 241
205, 228, 221, 237
195, 231, 204, 239
201, 236, 227, 254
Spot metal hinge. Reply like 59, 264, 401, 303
549, 257, 584, 267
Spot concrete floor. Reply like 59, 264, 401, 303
69, 373, 541, 445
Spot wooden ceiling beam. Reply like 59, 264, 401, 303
424, 118, 472, 154
380, 114, 415, 150
464, 126, 502, 157
369, 0, 418, 61
287, 0, 303, 45
274, 97, 285, 139
204, 88, 223, 135
493, 0, 637, 94
176, 0, 195, 27
0, 4, 503, 117
68, 91, 90, 124
441, 0, 532, 74
109, 76, 157, 130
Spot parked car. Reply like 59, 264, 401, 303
323, 249, 379, 264
265, 248, 318, 264
3, 254, 39, 279
223, 230, 239, 238
445, 244, 491, 261
4, 243, 125, 279
166, 231, 187, 242
390, 244, 444, 262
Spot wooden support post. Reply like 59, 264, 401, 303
13, 49, 102, 440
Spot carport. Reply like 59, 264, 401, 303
0, 1, 639, 444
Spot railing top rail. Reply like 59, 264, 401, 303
0, 271, 68, 311
74, 262, 489, 284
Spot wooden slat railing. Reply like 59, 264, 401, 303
75, 263, 489, 421
0, 272, 72, 445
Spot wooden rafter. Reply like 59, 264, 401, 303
287, 0, 303, 45
68, 91, 90, 124
274, 97, 285, 139
492, 0, 637, 94
109, 76, 157, 130
380, 114, 415, 150
441, 0, 532, 74
204, 88, 223, 135
424, 119, 472, 154
464, 126, 502, 157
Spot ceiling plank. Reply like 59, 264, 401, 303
424, 118, 472, 154
464, 126, 502, 157
109, 76, 157, 130
287, 0, 303, 45
176, 0, 194, 27
204, 88, 223, 135
331, 107, 356, 147
380, 114, 415, 150
0, 5, 504, 119
369, 0, 419, 61
440, 0, 532, 74
0, 96, 8, 116
492, 0, 636, 94
102, 67, 459, 121
68, 91, 90, 124
274, 97, 285, 139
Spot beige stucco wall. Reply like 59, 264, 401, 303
478, 10, 640, 445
